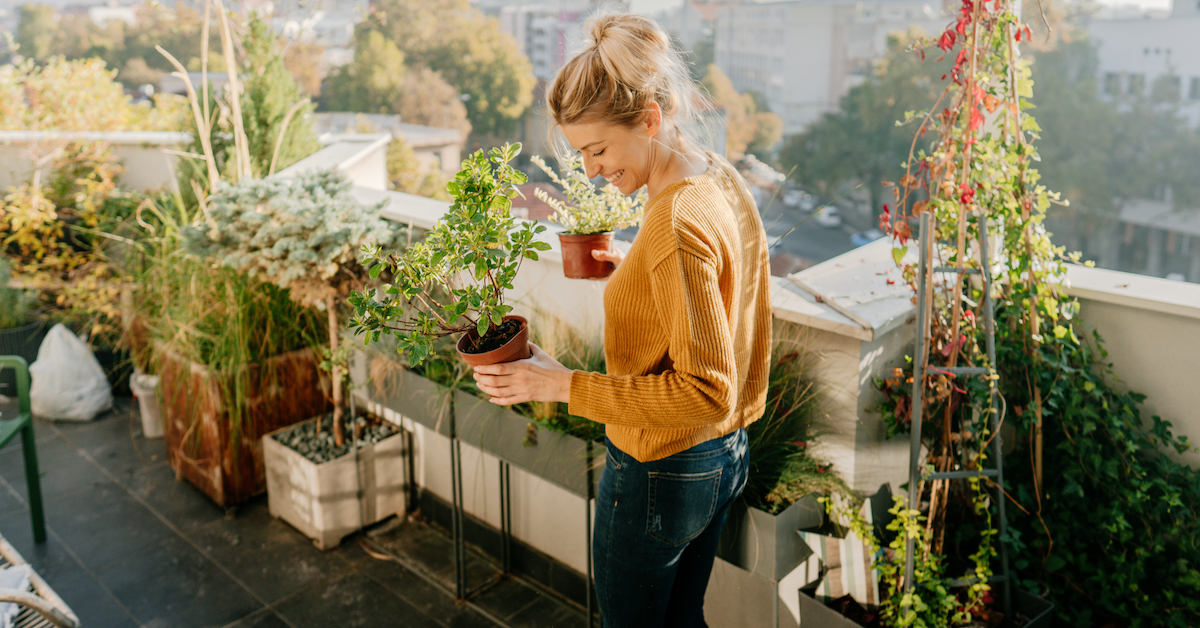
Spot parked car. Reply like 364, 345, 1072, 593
814, 206, 842, 228
850, 228, 885, 247
783, 189, 816, 211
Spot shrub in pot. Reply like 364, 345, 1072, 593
529, 154, 644, 279
350, 142, 550, 368
187, 169, 408, 545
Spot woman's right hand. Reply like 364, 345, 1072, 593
592, 244, 625, 278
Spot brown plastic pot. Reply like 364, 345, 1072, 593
559, 232, 615, 279
455, 315, 531, 367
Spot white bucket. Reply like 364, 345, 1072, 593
129, 369, 163, 439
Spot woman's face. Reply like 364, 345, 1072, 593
559, 110, 661, 196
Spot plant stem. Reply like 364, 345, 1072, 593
327, 293, 345, 448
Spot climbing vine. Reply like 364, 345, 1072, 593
870, 0, 1200, 625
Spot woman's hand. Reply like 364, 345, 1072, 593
473, 342, 573, 406
590, 244, 624, 279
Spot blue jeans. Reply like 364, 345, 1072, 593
593, 429, 748, 628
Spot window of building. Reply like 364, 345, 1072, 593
1105, 73, 1122, 96
1190, 77, 1200, 101
1129, 73, 1145, 95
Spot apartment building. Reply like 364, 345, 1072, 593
714, 0, 947, 134
1089, 1, 1200, 127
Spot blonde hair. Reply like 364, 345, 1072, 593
546, 13, 710, 156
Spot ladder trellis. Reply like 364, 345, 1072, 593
904, 211, 1012, 617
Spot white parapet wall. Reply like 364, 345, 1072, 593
0, 130, 192, 192
1064, 265, 1200, 467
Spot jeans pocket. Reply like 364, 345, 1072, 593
646, 468, 722, 547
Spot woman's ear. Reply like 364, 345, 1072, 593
644, 101, 663, 138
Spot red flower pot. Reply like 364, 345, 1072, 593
558, 232, 615, 279
455, 315, 531, 367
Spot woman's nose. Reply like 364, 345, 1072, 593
583, 155, 601, 179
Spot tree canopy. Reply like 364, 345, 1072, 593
369, 0, 535, 139
700, 64, 784, 160
779, 29, 946, 214
321, 27, 472, 138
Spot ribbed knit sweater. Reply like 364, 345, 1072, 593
567, 153, 773, 462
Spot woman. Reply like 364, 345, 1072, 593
472, 13, 773, 628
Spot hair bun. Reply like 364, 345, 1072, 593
589, 14, 617, 45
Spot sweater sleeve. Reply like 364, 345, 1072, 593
567, 247, 738, 429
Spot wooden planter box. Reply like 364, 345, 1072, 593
159, 346, 331, 507
263, 416, 407, 550
717, 494, 823, 581
351, 354, 452, 437
453, 390, 603, 499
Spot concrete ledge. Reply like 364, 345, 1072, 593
1065, 264, 1200, 321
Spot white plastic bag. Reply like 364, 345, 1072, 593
29, 324, 112, 421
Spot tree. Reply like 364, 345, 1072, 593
1027, 36, 1200, 259
321, 29, 408, 114
387, 136, 451, 200
240, 13, 321, 177
778, 29, 947, 214
321, 27, 472, 138
189, 171, 404, 447
15, 3, 56, 61
701, 65, 783, 160
370, 0, 535, 138
395, 66, 472, 139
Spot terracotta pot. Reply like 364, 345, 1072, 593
558, 232, 615, 279
455, 315, 531, 366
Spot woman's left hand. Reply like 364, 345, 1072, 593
472, 342, 573, 406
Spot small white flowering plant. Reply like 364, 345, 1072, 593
529, 154, 646, 235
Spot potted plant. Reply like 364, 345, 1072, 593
450, 312, 606, 497
716, 324, 848, 582
529, 154, 644, 279
186, 169, 410, 548
350, 142, 550, 368
0, 259, 44, 398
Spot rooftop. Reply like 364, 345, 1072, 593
0, 397, 585, 628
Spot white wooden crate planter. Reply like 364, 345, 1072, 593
263, 416, 407, 550
453, 389, 603, 498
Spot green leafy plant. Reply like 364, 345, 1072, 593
529, 155, 645, 235
349, 142, 550, 366
186, 171, 403, 447
865, 0, 1200, 624
743, 323, 845, 514
0, 258, 36, 329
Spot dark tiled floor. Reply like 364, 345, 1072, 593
0, 396, 590, 628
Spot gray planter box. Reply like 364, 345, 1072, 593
716, 494, 823, 581
352, 353, 452, 437
263, 417, 407, 550
453, 390, 602, 498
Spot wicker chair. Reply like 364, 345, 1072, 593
0, 357, 80, 628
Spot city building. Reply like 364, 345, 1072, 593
1088, 0, 1200, 127
714, 0, 947, 134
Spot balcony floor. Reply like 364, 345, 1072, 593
0, 395, 588, 628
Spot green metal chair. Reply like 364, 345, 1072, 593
0, 356, 45, 544
0, 356, 80, 627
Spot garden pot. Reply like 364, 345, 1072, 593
129, 369, 163, 439
716, 493, 824, 581
454, 390, 603, 498
558, 232, 615, 279
263, 415, 407, 550
352, 353, 452, 437
0, 320, 47, 398
455, 315, 531, 367
158, 345, 332, 507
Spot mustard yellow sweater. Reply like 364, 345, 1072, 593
568, 153, 773, 462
